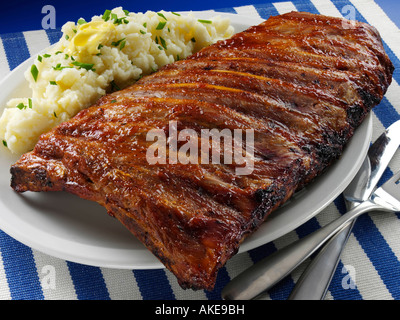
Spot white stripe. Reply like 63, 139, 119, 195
273, 1, 298, 14
350, 0, 400, 61
310, 0, 342, 17
164, 269, 208, 300
382, 80, 400, 115
101, 268, 142, 300
23, 30, 50, 57
0, 38, 10, 83
32, 250, 77, 300
234, 5, 262, 19
340, 234, 393, 299
0, 251, 11, 300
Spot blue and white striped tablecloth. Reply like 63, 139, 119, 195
0, 0, 399, 300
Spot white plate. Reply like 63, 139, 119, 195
0, 12, 372, 269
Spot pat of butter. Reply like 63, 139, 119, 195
68, 21, 116, 55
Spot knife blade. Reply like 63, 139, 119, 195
288, 119, 400, 300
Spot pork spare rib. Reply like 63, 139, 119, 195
10, 12, 393, 291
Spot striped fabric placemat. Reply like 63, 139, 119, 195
0, 0, 399, 300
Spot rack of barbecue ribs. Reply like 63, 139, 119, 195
10, 12, 393, 291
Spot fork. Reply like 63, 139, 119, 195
222, 170, 400, 300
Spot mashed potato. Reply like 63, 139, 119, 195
0, 7, 234, 154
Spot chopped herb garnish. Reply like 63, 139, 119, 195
31, 64, 39, 82
71, 61, 95, 71
37, 55, 42, 62
72, 29, 77, 33
111, 13, 118, 21
16, 102, 27, 110
155, 36, 159, 44
110, 80, 120, 91
102, 9, 111, 21
65, 54, 69, 59
191, 37, 196, 42
198, 19, 212, 24
171, 12, 181, 16
2, 140, 7, 147
97, 44, 103, 50
111, 38, 126, 48
123, 9, 130, 16
43, 53, 51, 58
65, 35, 69, 40
49, 80, 57, 85
28, 98, 32, 109
52, 63, 72, 71
157, 12, 167, 20
140, 30, 146, 35
159, 36, 167, 50
156, 21, 167, 30
53, 111, 57, 118
111, 99, 117, 103
55, 51, 62, 55
119, 39, 126, 50
77, 18, 87, 25
143, 22, 147, 28
177, 54, 180, 61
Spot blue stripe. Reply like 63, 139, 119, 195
133, 269, 175, 300
67, 262, 110, 300
0, 32, 30, 70
0, 230, 44, 300
45, 29, 63, 45
205, 266, 231, 300
216, 6, 237, 14
372, 97, 400, 129
292, 0, 320, 14
296, 217, 321, 238
248, 241, 295, 299
252, 3, 280, 19
328, 260, 363, 299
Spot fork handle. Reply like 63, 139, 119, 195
222, 200, 380, 300
287, 219, 354, 300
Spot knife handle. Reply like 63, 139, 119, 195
287, 220, 355, 300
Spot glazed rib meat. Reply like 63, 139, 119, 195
10, 12, 393, 290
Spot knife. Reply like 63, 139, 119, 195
288, 119, 400, 300
221, 120, 400, 300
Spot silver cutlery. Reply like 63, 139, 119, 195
222, 168, 400, 300
288, 120, 400, 300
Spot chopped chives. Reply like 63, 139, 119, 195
111, 38, 126, 47
16, 102, 26, 110
43, 53, 51, 58
49, 80, 57, 85
31, 64, 39, 82
37, 55, 42, 62
143, 22, 147, 28
191, 37, 196, 42
65, 35, 69, 40
157, 12, 167, 20
102, 9, 111, 21
159, 36, 167, 50
198, 19, 212, 24
156, 21, 167, 30
71, 61, 95, 71
77, 18, 87, 25
119, 39, 126, 50
171, 12, 181, 16
123, 9, 130, 16
28, 98, 32, 108
53, 111, 57, 118
110, 80, 120, 91
2, 140, 7, 147
140, 30, 146, 35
